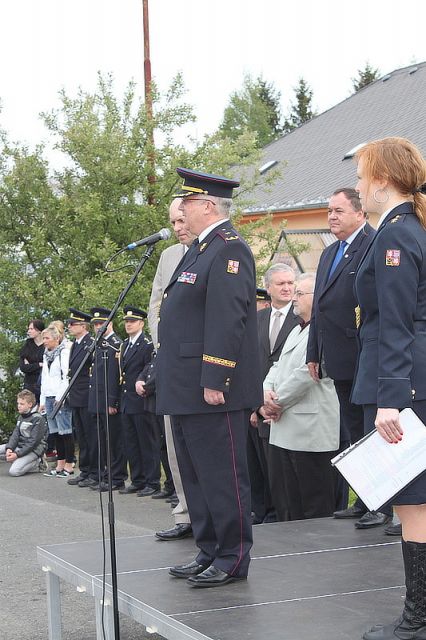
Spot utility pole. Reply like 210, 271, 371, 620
142, 0, 155, 203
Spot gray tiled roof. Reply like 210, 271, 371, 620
243, 62, 426, 213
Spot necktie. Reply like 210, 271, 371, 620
328, 241, 348, 279
124, 341, 133, 357
269, 310, 282, 352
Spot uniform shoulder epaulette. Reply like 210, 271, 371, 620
390, 215, 402, 224
144, 337, 152, 345
216, 228, 241, 242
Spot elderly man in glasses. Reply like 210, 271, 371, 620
260, 272, 340, 521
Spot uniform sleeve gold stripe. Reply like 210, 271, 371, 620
203, 354, 236, 368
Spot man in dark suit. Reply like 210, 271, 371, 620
249, 264, 300, 522
118, 306, 159, 496
88, 307, 127, 491
155, 168, 263, 588
66, 309, 97, 488
306, 188, 388, 528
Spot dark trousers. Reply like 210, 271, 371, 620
274, 447, 336, 520
121, 412, 160, 489
171, 410, 252, 578
72, 406, 98, 480
90, 412, 127, 485
268, 443, 291, 521
334, 380, 366, 511
247, 423, 274, 522
55, 433, 75, 464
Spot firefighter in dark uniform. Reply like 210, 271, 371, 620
350, 138, 426, 640
118, 306, 160, 496
155, 168, 263, 588
66, 309, 98, 488
88, 307, 127, 491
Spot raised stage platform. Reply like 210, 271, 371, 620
37, 518, 405, 640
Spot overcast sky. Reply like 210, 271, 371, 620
0, 0, 425, 151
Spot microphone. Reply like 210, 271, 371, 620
126, 228, 171, 250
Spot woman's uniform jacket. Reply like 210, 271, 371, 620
263, 323, 339, 452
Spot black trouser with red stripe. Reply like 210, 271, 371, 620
171, 410, 252, 578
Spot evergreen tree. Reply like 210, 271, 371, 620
219, 74, 283, 146
352, 62, 380, 92
283, 77, 316, 133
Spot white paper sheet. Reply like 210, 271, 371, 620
331, 408, 426, 512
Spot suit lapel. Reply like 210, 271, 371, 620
271, 304, 298, 355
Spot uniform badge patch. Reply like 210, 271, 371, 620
177, 271, 197, 284
385, 250, 401, 266
199, 242, 207, 252
227, 260, 240, 274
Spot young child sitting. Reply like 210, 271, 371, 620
0, 389, 48, 476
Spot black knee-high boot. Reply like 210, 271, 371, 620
363, 539, 426, 639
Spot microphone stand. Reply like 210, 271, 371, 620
51, 243, 157, 640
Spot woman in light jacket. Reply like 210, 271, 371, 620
40, 326, 74, 477
260, 273, 339, 521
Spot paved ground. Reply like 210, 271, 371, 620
0, 461, 186, 640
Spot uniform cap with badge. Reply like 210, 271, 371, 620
67, 308, 92, 324
90, 307, 111, 323
174, 167, 240, 199
123, 306, 147, 321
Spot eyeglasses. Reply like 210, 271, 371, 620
294, 291, 314, 298
181, 198, 216, 206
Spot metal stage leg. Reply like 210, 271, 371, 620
46, 570, 62, 640
95, 597, 115, 640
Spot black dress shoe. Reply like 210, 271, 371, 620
67, 474, 85, 485
151, 488, 175, 499
156, 524, 193, 541
169, 560, 210, 578
118, 484, 141, 494
355, 512, 392, 529
334, 505, 367, 519
78, 478, 98, 488
136, 486, 158, 497
90, 482, 125, 492
165, 493, 178, 503
187, 565, 247, 588
384, 522, 402, 536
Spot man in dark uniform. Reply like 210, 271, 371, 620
155, 168, 263, 588
306, 188, 387, 528
66, 309, 98, 488
88, 307, 127, 491
118, 306, 159, 496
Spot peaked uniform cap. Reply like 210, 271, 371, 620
123, 306, 147, 320
90, 307, 111, 323
175, 167, 240, 199
256, 288, 271, 302
68, 308, 92, 323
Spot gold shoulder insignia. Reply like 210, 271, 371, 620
390, 215, 401, 223
199, 242, 208, 252
225, 235, 239, 241
355, 305, 361, 329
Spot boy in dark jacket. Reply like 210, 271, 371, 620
0, 389, 47, 476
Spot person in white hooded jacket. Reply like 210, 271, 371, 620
39, 325, 74, 477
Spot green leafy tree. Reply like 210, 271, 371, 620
219, 75, 283, 147
0, 73, 280, 432
283, 77, 316, 133
352, 62, 380, 92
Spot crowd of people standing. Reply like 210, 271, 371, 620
4, 136, 426, 638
